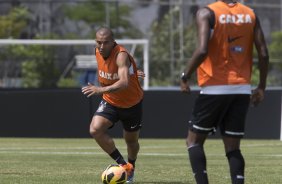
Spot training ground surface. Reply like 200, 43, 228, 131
0, 138, 282, 184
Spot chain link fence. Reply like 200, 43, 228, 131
0, 0, 281, 88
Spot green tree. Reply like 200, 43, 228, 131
2, 43, 60, 88
269, 31, 282, 59
0, 7, 29, 87
0, 7, 76, 88
265, 31, 282, 86
64, 0, 142, 39
149, 9, 197, 86
249, 31, 281, 87
0, 7, 29, 38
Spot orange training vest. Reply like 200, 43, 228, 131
198, 1, 256, 87
96, 44, 143, 108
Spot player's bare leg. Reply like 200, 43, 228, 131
123, 130, 140, 183
89, 115, 116, 153
89, 115, 127, 165
124, 130, 140, 163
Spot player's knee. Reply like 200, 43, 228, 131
89, 120, 111, 138
89, 128, 96, 137
186, 130, 206, 147
185, 138, 190, 147
186, 137, 201, 148
89, 127, 102, 138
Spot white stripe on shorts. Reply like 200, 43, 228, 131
193, 125, 214, 131
225, 130, 245, 136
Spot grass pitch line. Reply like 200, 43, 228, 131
1, 150, 282, 158
0, 145, 186, 151
0, 146, 100, 150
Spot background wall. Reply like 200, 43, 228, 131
0, 89, 281, 139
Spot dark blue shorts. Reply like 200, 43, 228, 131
94, 99, 143, 132
188, 94, 250, 138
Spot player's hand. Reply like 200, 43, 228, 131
137, 70, 145, 79
81, 82, 102, 97
250, 88, 264, 107
180, 80, 191, 93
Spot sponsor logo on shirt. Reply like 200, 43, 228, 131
219, 14, 252, 24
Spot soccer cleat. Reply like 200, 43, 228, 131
121, 163, 134, 183
126, 169, 134, 183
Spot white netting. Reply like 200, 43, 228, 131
0, 39, 149, 90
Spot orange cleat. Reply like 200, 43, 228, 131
121, 163, 134, 183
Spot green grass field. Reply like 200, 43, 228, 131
0, 138, 282, 184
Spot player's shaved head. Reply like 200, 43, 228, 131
95, 27, 116, 59
96, 27, 114, 40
